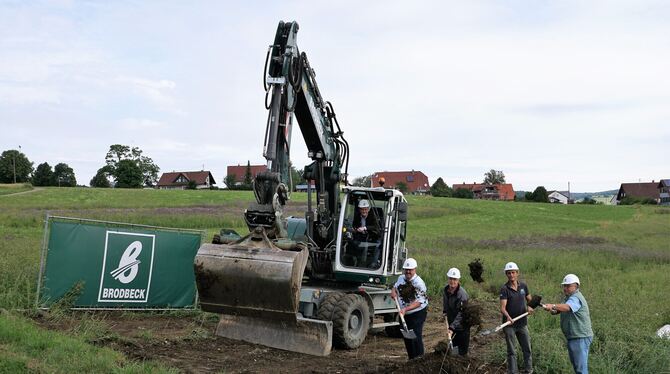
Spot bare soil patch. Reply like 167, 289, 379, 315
31, 300, 506, 373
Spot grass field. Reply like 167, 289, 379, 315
0, 187, 668, 373
0, 183, 33, 196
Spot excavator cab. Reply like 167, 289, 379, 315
333, 187, 408, 284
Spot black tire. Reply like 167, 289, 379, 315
384, 313, 403, 338
331, 294, 370, 349
316, 292, 345, 322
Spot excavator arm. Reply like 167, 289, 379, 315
254, 20, 349, 245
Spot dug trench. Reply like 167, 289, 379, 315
30, 298, 507, 374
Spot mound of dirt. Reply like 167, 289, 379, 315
385, 350, 504, 374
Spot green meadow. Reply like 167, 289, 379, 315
0, 186, 668, 373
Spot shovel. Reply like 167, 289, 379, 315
393, 297, 417, 340
444, 316, 454, 352
479, 312, 529, 336
479, 295, 543, 336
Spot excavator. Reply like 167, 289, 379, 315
194, 21, 410, 356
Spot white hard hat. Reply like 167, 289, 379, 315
562, 274, 580, 285
504, 262, 519, 272
358, 199, 370, 208
403, 258, 418, 269
447, 267, 461, 279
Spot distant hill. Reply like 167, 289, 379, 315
570, 190, 618, 200
515, 189, 618, 200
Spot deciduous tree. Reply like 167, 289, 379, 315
53, 163, 76, 187
0, 149, 33, 183
483, 169, 506, 185
32, 162, 54, 186
289, 162, 306, 191
431, 177, 452, 197
103, 144, 160, 187
90, 168, 111, 188
351, 175, 372, 187
223, 174, 237, 189
530, 186, 549, 203
396, 181, 409, 194
114, 159, 143, 188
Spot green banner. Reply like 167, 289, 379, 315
38, 217, 203, 309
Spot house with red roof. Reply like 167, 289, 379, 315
615, 181, 661, 205
156, 171, 216, 190
451, 182, 516, 201
226, 164, 267, 186
371, 171, 430, 194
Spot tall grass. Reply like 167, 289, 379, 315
406, 198, 670, 373
0, 312, 176, 373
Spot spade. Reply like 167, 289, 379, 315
393, 297, 417, 340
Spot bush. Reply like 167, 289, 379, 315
453, 188, 474, 199
619, 196, 658, 205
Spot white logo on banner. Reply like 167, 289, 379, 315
110, 240, 142, 284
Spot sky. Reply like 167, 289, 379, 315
1, 0, 668, 193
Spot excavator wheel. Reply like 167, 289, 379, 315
316, 292, 345, 322
331, 293, 370, 349
383, 313, 403, 338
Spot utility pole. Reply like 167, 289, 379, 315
12, 145, 21, 184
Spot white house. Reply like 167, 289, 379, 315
548, 190, 570, 204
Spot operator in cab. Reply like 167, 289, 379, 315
353, 199, 381, 268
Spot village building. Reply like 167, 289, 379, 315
371, 171, 430, 194
226, 164, 266, 186
156, 171, 216, 190
548, 190, 571, 204
614, 181, 660, 204
658, 179, 670, 206
451, 182, 516, 201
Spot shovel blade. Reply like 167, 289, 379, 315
401, 328, 417, 340
479, 329, 494, 336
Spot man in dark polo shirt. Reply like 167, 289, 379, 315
500, 262, 535, 374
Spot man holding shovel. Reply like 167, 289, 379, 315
442, 267, 471, 356
543, 274, 593, 374
500, 262, 535, 374
391, 258, 428, 359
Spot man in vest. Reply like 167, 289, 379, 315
543, 274, 594, 374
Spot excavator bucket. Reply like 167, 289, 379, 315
194, 227, 333, 356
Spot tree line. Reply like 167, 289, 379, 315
0, 144, 160, 188
0, 149, 77, 186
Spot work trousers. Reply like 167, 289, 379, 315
503, 324, 532, 374
403, 307, 427, 359
452, 328, 471, 356
567, 336, 592, 374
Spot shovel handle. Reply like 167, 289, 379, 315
393, 296, 410, 330
495, 312, 529, 332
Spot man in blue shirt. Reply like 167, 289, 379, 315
391, 258, 428, 359
543, 274, 593, 374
